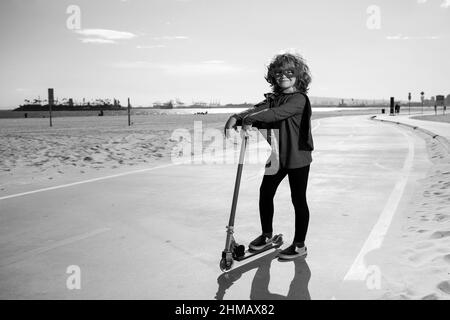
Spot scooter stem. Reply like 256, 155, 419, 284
224, 129, 249, 251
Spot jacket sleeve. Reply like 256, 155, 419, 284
231, 100, 270, 126
243, 93, 306, 125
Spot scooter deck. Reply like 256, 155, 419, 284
234, 235, 283, 261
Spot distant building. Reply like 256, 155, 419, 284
14, 94, 125, 111
192, 100, 208, 107
445, 94, 450, 105
152, 101, 174, 109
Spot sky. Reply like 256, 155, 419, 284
0, 0, 449, 108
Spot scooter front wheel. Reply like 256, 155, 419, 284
220, 257, 233, 272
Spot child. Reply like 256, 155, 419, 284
224, 52, 313, 260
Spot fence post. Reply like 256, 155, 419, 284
48, 88, 54, 127
128, 98, 131, 126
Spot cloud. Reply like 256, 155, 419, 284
112, 61, 243, 75
417, 0, 450, 8
136, 44, 166, 49
75, 28, 137, 45
76, 29, 137, 40
386, 34, 440, 40
386, 34, 408, 40
81, 38, 117, 44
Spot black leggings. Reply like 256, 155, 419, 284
259, 165, 310, 244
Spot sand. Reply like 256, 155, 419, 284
412, 113, 450, 124
0, 109, 379, 196
371, 128, 450, 300
0, 113, 235, 194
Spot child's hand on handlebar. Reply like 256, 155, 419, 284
224, 116, 238, 138
242, 115, 253, 133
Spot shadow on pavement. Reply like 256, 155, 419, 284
215, 250, 311, 300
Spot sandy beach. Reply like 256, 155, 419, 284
0, 109, 381, 196
370, 115, 450, 300
0, 113, 232, 194
412, 114, 450, 124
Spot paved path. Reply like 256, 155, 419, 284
0, 114, 432, 299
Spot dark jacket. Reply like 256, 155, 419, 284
232, 91, 313, 169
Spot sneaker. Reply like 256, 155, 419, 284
249, 234, 274, 251
278, 244, 307, 260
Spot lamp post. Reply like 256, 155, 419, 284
127, 98, 131, 126
390, 97, 395, 116
420, 91, 424, 114
408, 92, 411, 115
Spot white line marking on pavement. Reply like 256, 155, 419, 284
343, 128, 415, 281
0, 163, 178, 201
1, 131, 265, 201
373, 161, 396, 172
0, 227, 111, 267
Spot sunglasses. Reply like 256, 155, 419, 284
273, 69, 296, 79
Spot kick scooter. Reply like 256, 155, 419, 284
220, 126, 283, 272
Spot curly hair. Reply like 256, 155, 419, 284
265, 52, 312, 94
